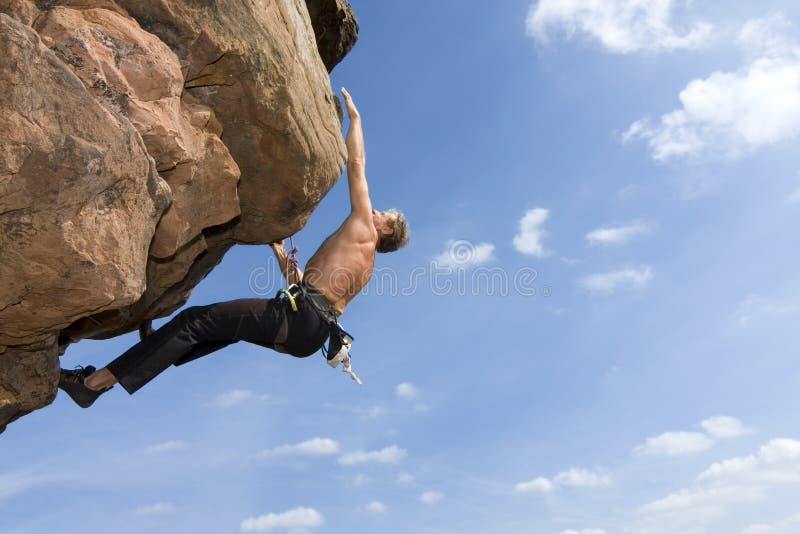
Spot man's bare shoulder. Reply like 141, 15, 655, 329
338, 212, 378, 243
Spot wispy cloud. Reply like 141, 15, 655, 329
634, 431, 714, 457
433, 240, 495, 268
338, 445, 406, 466
397, 472, 414, 484
136, 502, 174, 515
145, 440, 186, 454
558, 530, 608, 534
241, 507, 323, 532
515, 468, 610, 494
586, 223, 650, 246
579, 266, 653, 295
420, 491, 444, 505
526, 0, 711, 54
738, 12, 797, 58
395, 382, 418, 400
735, 294, 798, 327
513, 208, 550, 257
322, 402, 385, 420
365, 501, 387, 513
0, 471, 67, 500
256, 438, 340, 459
624, 13, 800, 161
212, 389, 263, 408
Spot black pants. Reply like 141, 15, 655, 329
106, 294, 330, 394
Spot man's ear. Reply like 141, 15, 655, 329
380, 225, 395, 236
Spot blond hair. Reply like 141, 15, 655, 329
376, 209, 409, 253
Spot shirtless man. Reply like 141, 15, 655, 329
59, 88, 409, 408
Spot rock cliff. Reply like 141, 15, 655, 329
0, 0, 358, 432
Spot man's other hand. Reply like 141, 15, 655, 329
341, 87, 360, 120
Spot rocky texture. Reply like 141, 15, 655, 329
0, 338, 60, 429
114, 0, 347, 243
0, 0, 356, 432
34, 7, 242, 259
0, 13, 171, 345
306, 0, 359, 72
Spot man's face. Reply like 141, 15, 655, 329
372, 209, 395, 235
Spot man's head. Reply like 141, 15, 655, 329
373, 208, 409, 253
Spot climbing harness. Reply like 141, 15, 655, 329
277, 288, 298, 312
276, 238, 362, 385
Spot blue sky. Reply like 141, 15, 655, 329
4, 1, 800, 533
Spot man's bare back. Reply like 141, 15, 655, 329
304, 215, 377, 313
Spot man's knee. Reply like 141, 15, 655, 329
174, 305, 208, 325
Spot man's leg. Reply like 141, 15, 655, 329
86, 298, 286, 395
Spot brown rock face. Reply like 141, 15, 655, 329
0, 13, 170, 345
34, 7, 242, 259
0, 0, 355, 432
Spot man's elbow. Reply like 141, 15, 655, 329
347, 157, 365, 173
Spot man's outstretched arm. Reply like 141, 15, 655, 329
341, 88, 372, 218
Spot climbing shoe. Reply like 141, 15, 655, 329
58, 366, 110, 408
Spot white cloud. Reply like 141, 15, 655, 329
633, 439, 800, 534
742, 514, 800, 534
553, 468, 612, 488
395, 382, 418, 400
526, 0, 711, 54
738, 12, 796, 58
144, 440, 186, 454
515, 468, 609, 494
639, 483, 763, 515
213, 389, 257, 408
256, 438, 340, 459
397, 472, 414, 484
634, 431, 714, 457
625, 14, 800, 161
586, 223, 650, 246
136, 502, 174, 515
559, 530, 608, 534
420, 491, 443, 505
787, 186, 800, 204
514, 477, 555, 494
701, 416, 752, 439
241, 507, 323, 532
513, 208, 550, 257
433, 239, 495, 268
697, 439, 800, 485
579, 266, 653, 295
338, 445, 406, 466
365, 501, 386, 513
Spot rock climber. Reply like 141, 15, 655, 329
58, 87, 409, 408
